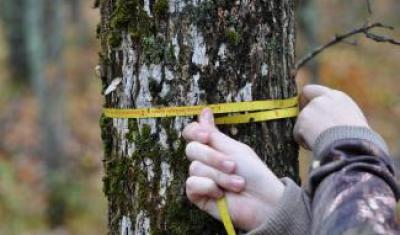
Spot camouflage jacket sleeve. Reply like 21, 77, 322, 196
308, 126, 400, 235
247, 126, 400, 235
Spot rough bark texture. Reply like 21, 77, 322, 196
97, 0, 298, 234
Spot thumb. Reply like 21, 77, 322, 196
199, 108, 216, 130
300, 85, 332, 108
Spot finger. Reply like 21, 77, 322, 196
208, 131, 247, 154
199, 108, 217, 130
293, 103, 315, 150
293, 116, 310, 150
185, 142, 236, 174
186, 176, 223, 202
301, 85, 332, 108
185, 176, 220, 219
182, 122, 209, 143
189, 161, 246, 193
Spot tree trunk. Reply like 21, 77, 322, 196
68, 0, 82, 24
97, 0, 298, 234
26, 0, 68, 227
0, 0, 30, 85
298, 0, 319, 83
67, 0, 90, 46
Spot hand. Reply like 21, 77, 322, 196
183, 109, 284, 231
294, 85, 369, 149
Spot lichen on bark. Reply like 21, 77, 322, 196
98, 0, 298, 234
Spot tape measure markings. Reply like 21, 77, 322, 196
103, 96, 298, 119
215, 107, 298, 125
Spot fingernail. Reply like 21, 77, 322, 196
231, 176, 245, 189
221, 161, 235, 173
203, 108, 214, 122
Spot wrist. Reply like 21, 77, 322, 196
313, 125, 389, 158
246, 178, 310, 235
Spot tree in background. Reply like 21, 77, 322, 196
41, 0, 69, 227
97, 0, 298, 234
1, 0, 69, 228
67, 0, 90, 46
0, 0, 30, 85
297, 0, 320, 83
69, 0, 83, 24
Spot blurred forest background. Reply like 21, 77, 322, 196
0, 0, 398, 234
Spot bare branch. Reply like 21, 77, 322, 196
295, 22, 399, 71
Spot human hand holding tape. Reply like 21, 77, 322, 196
183, 108, 287, 233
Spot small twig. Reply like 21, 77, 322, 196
364, 32, 400, 45
295, 22, 399, 71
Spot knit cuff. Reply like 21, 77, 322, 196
246, 178, 311, 235
313, 126, 389, 159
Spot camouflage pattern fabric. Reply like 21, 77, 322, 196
308, 139, 400, 235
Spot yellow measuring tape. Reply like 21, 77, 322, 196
217, 197, 237, 235
104, 96, 298, 125
103, 97, 299, 235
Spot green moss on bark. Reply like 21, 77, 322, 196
142, 36, 165, 65
225, 29, 241, 46
188, 0, 216, 31
103, 156, 133, 200
107, 0, 154, 47
125, 119, 138, 142
167, 42, 176, 63
100, 115, 113, 157
154, 0, 169, 17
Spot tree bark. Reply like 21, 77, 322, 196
98, 0, 298, 234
